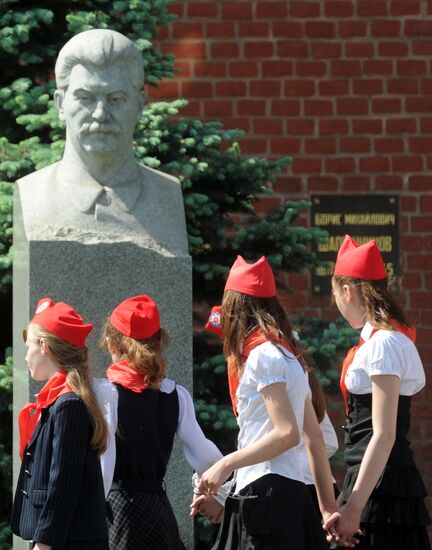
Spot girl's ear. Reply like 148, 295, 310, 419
39, 338, 48, 356
342, 283, 355, 303
106, 337, 117, 355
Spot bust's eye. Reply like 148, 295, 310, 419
110, 94, 126, 104
75, 91, 93, 101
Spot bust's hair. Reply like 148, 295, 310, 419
55, 29, 144, 90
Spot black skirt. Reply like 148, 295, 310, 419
106, 489, 185, 550
342, 393, 431, 550
212, 473, 328, 550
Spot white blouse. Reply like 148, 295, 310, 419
345, 322, 426, 396
234, 341, 309, 493
94, 377, 223, 497
296, 410, 338, 485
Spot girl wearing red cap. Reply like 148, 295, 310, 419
195, 256, 341, 550
11, 298, 109, 550
100, 294, 224, 550
324, 235, 430, 549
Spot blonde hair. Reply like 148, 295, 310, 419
100, 320, 169, 388
24, 324, 108, 456
332, 275, 410, 330
221, 290, 309, 376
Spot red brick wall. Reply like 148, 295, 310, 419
150, 0, 432, 516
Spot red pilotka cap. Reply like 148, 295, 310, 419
204, 305, 223, 338
224, 255, 276, 298
334, 235, 387, 280
111, 295, 160, 339
31, 298, 93, 348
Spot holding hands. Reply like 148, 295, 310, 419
323, 500, 363, 547
197, 458, 233, 497
190, 493, 224, 523
190, 459, 233, 524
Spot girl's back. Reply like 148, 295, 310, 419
113, 380, 179, 483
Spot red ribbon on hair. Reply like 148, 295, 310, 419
18, 370, 72, 459
227, 327, 294, 416
106, 360, 149, 393
340, 320, 416, 416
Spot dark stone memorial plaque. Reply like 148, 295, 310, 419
311, 195, 399, 295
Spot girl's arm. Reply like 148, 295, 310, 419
175, 385, 225, 519
324, 375, 399, 542
199, 381, 300, 494
303, 396, 338, 521
176, 384, 224, 474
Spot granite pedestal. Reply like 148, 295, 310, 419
13, 193, 193, 549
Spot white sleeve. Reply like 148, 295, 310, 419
366, 334, 402, 379
92, 378, 118, 498
176, 384, 223, 475
247, 342, 292, 392
319, 412, 338, 459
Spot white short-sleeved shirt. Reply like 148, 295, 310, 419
345, 322, 426, 396
234, 341, 309, 493
96, 377, 223, 497
297, 410, 338, 485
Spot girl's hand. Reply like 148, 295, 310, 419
198, 458, 233, 496
323, 503, 362, 547
190, 493, 224, 523
33, 544, 52, 550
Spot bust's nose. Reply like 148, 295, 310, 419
92, 100, 109, 122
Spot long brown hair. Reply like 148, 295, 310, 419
332, 275, 409, 330
308, 369, 326, 423
24, 324, 108, 456
221, 290, 309, 375
100, 320, 169, 388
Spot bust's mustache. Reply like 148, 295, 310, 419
80, 122, 121, 135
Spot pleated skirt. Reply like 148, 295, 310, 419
106, 489, 185, 550
342, 464, 431, 550
212, 473, 328, 550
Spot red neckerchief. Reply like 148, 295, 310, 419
340, 319, 416, 416
106, 360, 149, 393
18, 370, 73, 459
227, 327, 294, 416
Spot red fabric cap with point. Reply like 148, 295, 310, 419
334, 235, 387, 280
224, 255, 276, 298
204, 305, 223, 338
111, 295, 160, 339
31, 297, 93, 348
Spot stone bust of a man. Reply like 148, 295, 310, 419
17, 29, 187, 256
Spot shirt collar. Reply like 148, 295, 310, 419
58, 157, 142, 213
360, 322, 375, 341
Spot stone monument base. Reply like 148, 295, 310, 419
13, 224, 193, 548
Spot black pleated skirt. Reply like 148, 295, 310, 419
212, 473, 328, 550
342, 393, 431, 550
106, 489, 185, 550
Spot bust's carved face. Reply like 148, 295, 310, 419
55, 62, 144, 157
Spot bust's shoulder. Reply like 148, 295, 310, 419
18, 161, 61, 188
136, 163, 182, 190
